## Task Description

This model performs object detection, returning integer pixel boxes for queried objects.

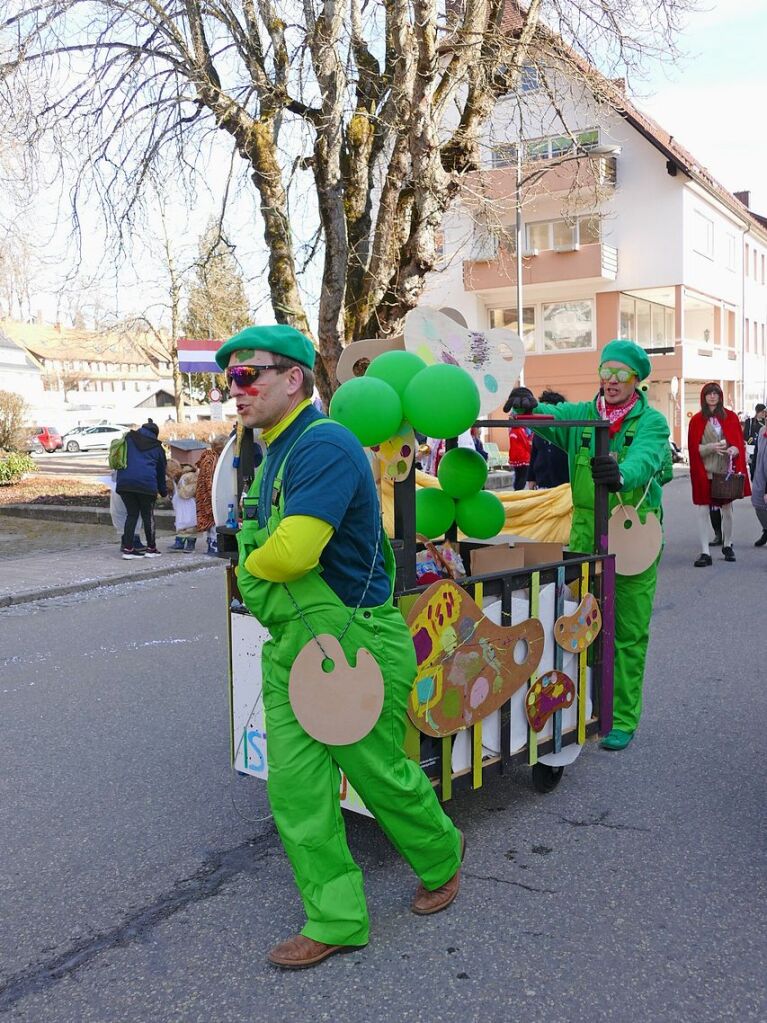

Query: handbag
[710,455,745,501]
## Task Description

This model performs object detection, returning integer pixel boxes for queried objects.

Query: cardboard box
[519,541,563,567]
[470,543,525,576]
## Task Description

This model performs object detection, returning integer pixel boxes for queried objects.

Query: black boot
[755,531,767,548]
[709,508,723,546]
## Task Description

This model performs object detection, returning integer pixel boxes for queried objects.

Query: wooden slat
[472,720,483,789]
[527,571,540,766]
[500,580,513,770]
[441,735,452,801]
[578,562,589,745]
[552,566,565,754]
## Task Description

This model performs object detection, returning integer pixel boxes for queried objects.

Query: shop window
[489,306,536,352]
[542,300,593,351]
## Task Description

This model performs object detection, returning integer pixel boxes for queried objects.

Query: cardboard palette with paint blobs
[554,592,602,653]
[525,670,576,733]
[406,579,545,738]
[404,306,525,415]
[370,421,417,483]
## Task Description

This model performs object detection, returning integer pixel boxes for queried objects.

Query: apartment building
[423,65,767,450]
[1,319,177,429]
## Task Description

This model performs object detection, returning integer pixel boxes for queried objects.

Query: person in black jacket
[743,403,766,477]
[526,390,570,489]
[115,420,168,559]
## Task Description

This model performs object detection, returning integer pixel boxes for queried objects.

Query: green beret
[215,324,316,371]
[599,339,651,381]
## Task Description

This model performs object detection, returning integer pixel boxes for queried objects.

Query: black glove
[503,387,538,414]
[591,455,622,492]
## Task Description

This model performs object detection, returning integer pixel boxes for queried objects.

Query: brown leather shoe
[411,830,465,916]
[267,934,366,970]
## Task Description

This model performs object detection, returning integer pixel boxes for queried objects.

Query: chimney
[734,190,750,208]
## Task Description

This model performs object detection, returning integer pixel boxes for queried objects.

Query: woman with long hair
[688,382,751,566]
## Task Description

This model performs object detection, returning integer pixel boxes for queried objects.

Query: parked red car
[27,426,63,453]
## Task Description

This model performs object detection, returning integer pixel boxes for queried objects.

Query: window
[762,254,765,284]
[745,244,750,276]
[620,295,675,349]
[693,211,714,259]
[726,234,737,271]
[519,64,540,92]
[754,250,758,278]
[525,216,600,252]
[489,306,536,353]
[492,128,601,168]
[745,318,750,352]
[543,300,594,351]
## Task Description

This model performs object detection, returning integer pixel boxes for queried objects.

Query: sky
[5,0,767,327]
[638,0,767,213]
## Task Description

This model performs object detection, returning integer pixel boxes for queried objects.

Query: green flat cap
[215,324,316,370]
[600,338,651,381]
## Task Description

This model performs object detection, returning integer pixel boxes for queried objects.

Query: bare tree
[1,0,695,402]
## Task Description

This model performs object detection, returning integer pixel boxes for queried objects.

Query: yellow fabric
[261,398,313,446]
[243,514,334,582]
[380,471,573,543]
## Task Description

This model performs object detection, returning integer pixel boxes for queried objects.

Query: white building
[423,50,767,448]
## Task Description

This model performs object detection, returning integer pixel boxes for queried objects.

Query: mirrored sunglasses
[224,364,282,387]
[599,366,635,383]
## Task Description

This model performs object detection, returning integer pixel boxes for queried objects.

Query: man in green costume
[505,339,670,751]
[218,325,463,969]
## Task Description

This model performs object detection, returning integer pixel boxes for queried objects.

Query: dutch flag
[176,337,226,373]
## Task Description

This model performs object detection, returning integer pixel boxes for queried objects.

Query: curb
[0,504,176,529]
[0,559,222,609]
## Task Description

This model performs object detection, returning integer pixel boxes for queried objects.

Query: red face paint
[242,385,260,396]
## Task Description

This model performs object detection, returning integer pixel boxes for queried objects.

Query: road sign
[209,387,222,403]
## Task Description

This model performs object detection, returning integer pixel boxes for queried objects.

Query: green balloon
[438,447,488,498]
[329,376,403,448]
[403,363,480,439]
[366,350,427,398]
[415,487,455,540]
[455,490,506,540]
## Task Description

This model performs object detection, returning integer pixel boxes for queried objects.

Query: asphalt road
[30,451,111,478]
[0,475,764,1022]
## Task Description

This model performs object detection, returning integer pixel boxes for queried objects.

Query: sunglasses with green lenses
[599,366,636,383]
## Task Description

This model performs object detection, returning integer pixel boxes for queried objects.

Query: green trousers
[612,562,658,733]
[261,600,462,946]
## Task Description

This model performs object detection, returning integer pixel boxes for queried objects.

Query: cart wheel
[531,763,564,793]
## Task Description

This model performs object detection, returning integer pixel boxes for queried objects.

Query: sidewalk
[0,512,222,608]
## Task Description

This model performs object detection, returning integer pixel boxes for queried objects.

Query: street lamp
[514,141,622,381]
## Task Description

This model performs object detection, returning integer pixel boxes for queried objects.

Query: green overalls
[535,395,670,734]
[236,420,461,946]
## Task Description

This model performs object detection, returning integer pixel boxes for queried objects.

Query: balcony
[463,242,619,291]
[477,154,617,205]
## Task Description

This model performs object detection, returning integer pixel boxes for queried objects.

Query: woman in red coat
[688,382,751,566]
[507,425,532,490]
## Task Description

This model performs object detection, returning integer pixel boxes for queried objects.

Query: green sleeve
[619,410,670,492]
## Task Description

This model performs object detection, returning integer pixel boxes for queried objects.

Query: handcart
[213,413,615,815]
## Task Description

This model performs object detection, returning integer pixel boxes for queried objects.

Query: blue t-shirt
[256,405,390,607]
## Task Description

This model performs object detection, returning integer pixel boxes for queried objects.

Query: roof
[0,319,172,370]
[500,2,767,242]
[168,438,208,451]
[0,327,44,372]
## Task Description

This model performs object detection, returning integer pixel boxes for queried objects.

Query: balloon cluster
[329,349,506,542]
[416,448,506,540]
[329,350,481,444]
